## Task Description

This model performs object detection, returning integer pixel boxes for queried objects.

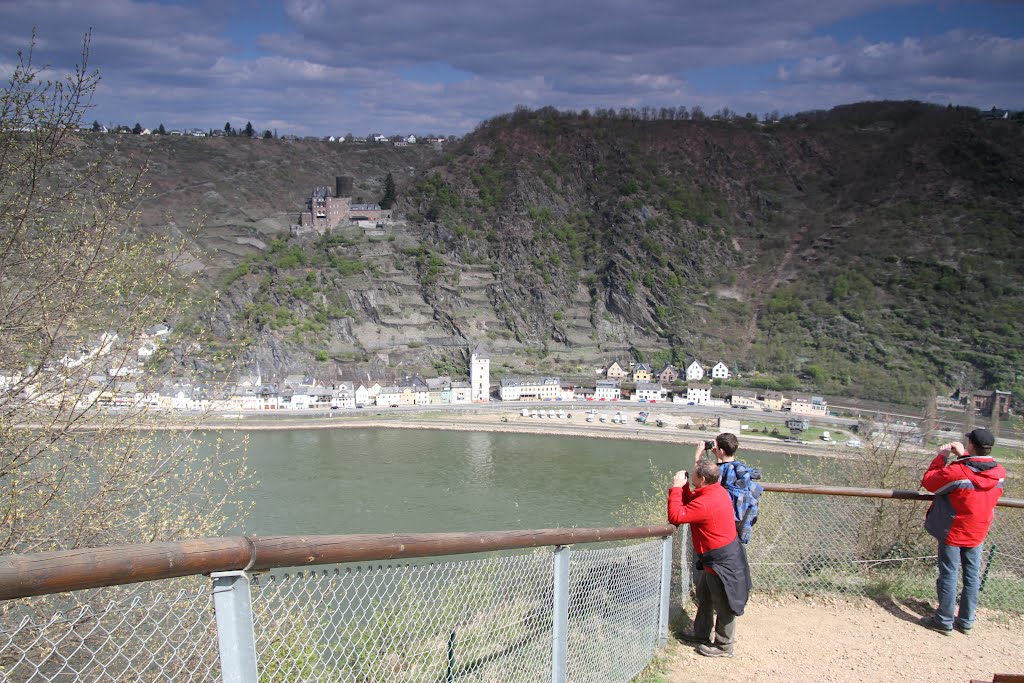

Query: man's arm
[921,442,966,492]
[668,472,710,526]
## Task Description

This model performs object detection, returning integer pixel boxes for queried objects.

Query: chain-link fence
[2,490,1022,682]
[0,577,220,682]
[0,537,671,682]
[680,491,1024,613]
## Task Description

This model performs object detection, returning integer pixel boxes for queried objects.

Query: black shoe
[954,623,972,635]
[697,643,734,658]
[920,616,952,635]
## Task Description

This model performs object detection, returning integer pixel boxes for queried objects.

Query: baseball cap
[965,428,995,448]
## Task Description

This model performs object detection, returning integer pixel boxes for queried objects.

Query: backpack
[719,460,763,544]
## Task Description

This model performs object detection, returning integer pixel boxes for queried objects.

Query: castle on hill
[293,175,392,235]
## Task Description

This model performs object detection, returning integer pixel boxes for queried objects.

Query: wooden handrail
[760,482,1024,509]
[0,525,676,600]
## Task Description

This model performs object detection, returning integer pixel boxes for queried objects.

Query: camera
[704,440,716,451]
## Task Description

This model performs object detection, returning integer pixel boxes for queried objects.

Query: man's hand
[673,469,689,488]
[694,441,704,465]
[939,441,966,465]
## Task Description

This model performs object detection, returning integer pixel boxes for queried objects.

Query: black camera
[704,440,716,451]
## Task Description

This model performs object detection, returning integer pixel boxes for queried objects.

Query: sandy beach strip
[154,410,871,460]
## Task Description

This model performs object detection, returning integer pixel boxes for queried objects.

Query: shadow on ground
[869,594,933,625]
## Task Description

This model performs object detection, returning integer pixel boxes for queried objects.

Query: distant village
[3,330,1011,422]
[74,121,456,145]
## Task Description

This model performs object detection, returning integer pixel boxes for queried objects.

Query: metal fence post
[551,545,570,683]
[658,533,673,648]
[211,570,258,683]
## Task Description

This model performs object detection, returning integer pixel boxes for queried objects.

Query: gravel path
[658,594,1023,682]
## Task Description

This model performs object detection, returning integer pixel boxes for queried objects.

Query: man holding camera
[668,458,752,658]
[696,433,762,543]
[920,428,1005,635]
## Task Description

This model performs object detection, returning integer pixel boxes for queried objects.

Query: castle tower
[470,344,490,402]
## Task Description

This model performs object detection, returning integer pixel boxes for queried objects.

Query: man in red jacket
[920,428,1006,635]
[668,457,752,657]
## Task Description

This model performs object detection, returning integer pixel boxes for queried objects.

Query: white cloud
[1,1,1021,135]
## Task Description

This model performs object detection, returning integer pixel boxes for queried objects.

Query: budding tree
[0,34,248,558]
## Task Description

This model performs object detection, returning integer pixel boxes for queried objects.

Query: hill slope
[72,104,1024,405]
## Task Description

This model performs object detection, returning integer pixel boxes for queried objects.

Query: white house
[711,362,730,380]
[331,389,354,409]
[405,134,417,144]
[499,378,523,401]
[686,360,705,382]
[499,377,562,401]
[634,382,668,402]
[377,386,401,407]
[450,381,472,404]
[790,395,828,416]
[686,383,712,404]
[595,380,621,401]
[354,384,370,407]
[290,390,313,410]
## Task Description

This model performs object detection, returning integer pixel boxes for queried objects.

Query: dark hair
[694,459,721,485]
[716,432,739,456]
[970,440,993,457]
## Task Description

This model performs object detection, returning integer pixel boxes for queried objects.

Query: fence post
[211,570,258,683]
[551,545,570,683]
[658,533,673,648]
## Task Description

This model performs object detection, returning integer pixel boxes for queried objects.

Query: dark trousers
[694,570,736,649]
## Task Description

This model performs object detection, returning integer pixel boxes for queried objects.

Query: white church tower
[470,344,490,402]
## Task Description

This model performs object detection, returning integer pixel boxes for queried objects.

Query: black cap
[965,428,995,448]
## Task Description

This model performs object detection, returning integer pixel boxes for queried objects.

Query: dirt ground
[654,594,1023,683]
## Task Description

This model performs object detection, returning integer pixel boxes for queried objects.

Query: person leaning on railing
[667,458,752,658]
[920,428,1006,636]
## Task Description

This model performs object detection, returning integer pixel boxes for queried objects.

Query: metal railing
[686,484,1024,613]
[1,485,1022,682]
[0,526,675,682]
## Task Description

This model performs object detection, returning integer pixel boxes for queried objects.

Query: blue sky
[1,0,1021,136]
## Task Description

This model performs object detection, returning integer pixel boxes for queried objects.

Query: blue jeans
[935,541,983,630]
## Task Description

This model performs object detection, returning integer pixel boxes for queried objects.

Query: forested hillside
[76,102,1024,406]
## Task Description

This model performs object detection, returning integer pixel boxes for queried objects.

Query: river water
[210,428,816,536]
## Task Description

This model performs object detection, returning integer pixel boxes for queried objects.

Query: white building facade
[686,384,712,404]
[470,344,490,402]
[686,361,705,381]
[595,380,621,401]
[634,382,668,402]
[711,362,730,380]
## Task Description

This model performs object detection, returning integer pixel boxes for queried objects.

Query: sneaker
[696,643,734,658]
[921,616,952,635]
[954,623,972,635]
[678,626,712,646]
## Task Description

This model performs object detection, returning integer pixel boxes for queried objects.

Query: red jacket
[922,453,1005,547]
[667,482,737,554]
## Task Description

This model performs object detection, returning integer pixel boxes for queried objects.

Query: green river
[212,428,815,536]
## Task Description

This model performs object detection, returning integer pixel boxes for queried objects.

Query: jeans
[935,541,983,630]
